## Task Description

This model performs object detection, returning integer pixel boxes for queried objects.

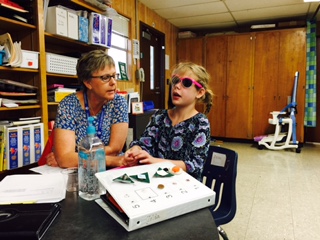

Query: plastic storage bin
[46,53,78,75]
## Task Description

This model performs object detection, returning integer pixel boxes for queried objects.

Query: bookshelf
[0,0,111,170]
[0,0,42,121]
[0,0,110,131]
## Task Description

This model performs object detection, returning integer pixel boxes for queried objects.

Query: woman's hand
[46,152,59,167]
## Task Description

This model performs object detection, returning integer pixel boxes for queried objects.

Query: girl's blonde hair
[171,62,213,115]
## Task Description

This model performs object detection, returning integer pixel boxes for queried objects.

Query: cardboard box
[46,6,68,37]
[21,50,39,69]
[67,11,78,40]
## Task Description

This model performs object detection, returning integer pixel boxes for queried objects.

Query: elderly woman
[47,50,128,168]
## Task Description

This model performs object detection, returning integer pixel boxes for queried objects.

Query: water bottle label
[79,151,89,160]
[95,148,106,172]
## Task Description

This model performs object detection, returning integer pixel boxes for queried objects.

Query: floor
[215,141,320,240]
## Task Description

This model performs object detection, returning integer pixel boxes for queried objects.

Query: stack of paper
[0,33,23,67]
[0,173,66,204]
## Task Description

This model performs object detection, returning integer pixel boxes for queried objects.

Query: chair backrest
[202,145,238,226]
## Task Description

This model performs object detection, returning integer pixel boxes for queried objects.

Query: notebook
[0,203,61,240]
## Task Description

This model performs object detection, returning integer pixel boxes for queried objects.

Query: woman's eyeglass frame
[91,74,118,83]
[171,75,203,89]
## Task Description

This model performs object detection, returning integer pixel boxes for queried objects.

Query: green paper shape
[154,167,174,177]
[113,173,134,183]
[130,172,150,183]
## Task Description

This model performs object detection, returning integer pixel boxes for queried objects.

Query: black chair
[202,145,238,240]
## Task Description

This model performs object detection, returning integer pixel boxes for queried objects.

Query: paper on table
[0,173,66,204]
[30,165,63,175]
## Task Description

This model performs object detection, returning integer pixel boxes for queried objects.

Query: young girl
[123,62,213,181]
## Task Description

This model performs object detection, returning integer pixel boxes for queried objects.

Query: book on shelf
[0,79,38,93]
[0,117,41,126]
[47,83,64,90]
[47,87,77,94]
[12,0,35,24]
[0,0,29,13]
[0,121,13,171]
[0,91,36,97]
[1,98,39,107]
[19,116,42,121]
[12,119,41,126]
[0,126,5,171]
[0,33,24,67]
[0,122,44,170]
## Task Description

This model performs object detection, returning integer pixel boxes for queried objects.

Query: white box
[46,53,78,75]
[21,50,39,69]
[95,162,215,231]
[67,11,78,40]
[46,6,68,37]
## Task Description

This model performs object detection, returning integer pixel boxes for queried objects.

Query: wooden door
[140,23,166,109]
[226,34,254,139]
[205,36,228,137]
[278,29,306,142]
[252,31,280,137]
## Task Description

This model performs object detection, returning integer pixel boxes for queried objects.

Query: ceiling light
[304,0,320,2]
[251,24,276,29]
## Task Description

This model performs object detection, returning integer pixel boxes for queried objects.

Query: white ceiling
[139,0,320,30]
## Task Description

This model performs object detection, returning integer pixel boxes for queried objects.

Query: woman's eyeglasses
[171,75,203,88]
[91,74,118,83]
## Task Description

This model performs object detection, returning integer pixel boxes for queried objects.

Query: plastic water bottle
[78,117,106,200]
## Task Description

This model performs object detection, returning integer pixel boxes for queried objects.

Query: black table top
[0,164,219,240]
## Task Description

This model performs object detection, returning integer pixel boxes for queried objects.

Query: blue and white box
[79,16,89,43]
[107,17,112,48]
[100,15,107,46]
[89,12,101,45]
[33,123,44,163]
[22,126,31,166]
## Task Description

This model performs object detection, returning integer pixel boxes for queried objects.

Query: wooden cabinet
[253,29,306,142]
[178,28,306,141]
[177,38,204,65]
[225,34,254,139]
[205,36,227,137]
[206,33,254,139]
[252,31,280,137]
